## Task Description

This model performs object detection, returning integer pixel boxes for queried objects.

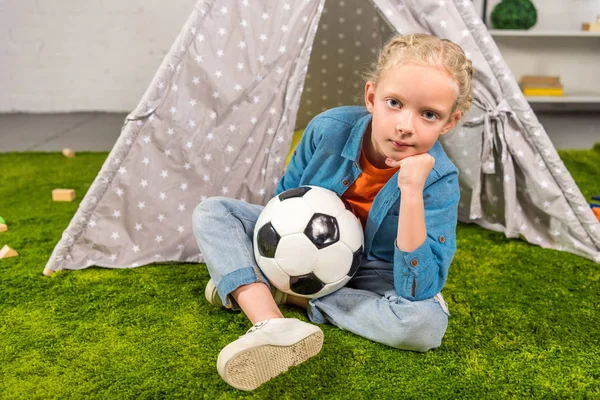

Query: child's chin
[387,151,412,161]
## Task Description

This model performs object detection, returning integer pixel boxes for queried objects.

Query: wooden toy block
[62,148,76,158]
[0,224,7,233]
[582,22,600,32]
[52,189,76,202]
[0,245,18,259]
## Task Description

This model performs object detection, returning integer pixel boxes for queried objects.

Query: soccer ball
[253,185,364,299]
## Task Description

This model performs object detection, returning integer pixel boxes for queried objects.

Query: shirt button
[342,179,349,186]
[410,259,418,267]
[439,236,445,243]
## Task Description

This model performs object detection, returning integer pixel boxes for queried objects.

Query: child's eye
[386,99,401,108]
[423,111,438,120]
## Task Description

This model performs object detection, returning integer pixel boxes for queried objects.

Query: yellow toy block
[0,245,18,259]
[52,189,76,202]
[62,148,76,158]
[582,22,600,32]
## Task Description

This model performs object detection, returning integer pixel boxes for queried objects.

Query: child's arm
[386,154,459,301]
[274,120,322,195]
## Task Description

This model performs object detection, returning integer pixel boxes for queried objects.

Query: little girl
[193,33,473,391]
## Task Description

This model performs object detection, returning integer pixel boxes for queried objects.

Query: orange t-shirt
[342,151,398,227]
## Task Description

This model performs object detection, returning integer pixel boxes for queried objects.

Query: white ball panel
[274,234,318,276]
[254,195,281,234]
[312,241,353,283]
[336,209,364,251]
[257,256,291,292]
[303,186,345,216]
[270,197,314,236]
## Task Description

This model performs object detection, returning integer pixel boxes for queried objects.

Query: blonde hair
[365,33,474,115]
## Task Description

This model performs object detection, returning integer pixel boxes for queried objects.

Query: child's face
[364,62,462,167]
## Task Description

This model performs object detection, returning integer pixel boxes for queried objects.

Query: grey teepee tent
[44,0,600,276]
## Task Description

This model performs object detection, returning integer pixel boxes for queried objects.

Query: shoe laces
[244,319,270,335]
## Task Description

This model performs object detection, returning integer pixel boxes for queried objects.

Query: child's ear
[364,81,376,113]
[441,111,462,135]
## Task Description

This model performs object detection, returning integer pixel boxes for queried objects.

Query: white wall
[2,0,599,113]
[0,0,196,112]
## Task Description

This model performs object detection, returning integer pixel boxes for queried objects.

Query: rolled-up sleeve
[393,171,459,301]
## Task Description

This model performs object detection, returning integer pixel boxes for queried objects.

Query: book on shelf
[519,75,561,86]
[518,75,564,96]
[520,82,563,89]
[522,87,565,96]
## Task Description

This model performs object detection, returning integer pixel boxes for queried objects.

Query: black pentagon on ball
[347,246,363,277]
[304,213,339,249]
[256,222,280,258]
[290,272,325,295]
[278,186,312,201]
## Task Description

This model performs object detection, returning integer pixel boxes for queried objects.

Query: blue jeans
[192,197,450,352]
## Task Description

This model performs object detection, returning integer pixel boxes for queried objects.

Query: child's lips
[391,140,413,149]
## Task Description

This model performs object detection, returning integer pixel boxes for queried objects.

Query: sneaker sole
[221,330,324,391]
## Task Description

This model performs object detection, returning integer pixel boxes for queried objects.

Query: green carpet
[0,149,599,399]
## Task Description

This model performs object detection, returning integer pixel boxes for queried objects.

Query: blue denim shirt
[275,106,460,301]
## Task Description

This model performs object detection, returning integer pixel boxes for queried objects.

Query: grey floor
[0,111,598,152]
[0,113,126,152]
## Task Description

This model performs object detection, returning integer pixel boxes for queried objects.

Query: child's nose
[396,110,415,134]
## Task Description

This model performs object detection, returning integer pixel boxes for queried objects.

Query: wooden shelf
[490,30,600,37]
[525,93,600,103]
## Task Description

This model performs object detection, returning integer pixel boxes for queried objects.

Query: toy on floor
[0,216,6,232]
[62,148,76,158]
[0,244,18,259]
[52,189,76,202]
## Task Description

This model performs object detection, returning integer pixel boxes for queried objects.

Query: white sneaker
[216,318,323,391]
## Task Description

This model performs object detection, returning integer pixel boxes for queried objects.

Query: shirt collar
[341,112,372,162]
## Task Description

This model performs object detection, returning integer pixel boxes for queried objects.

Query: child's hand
[385,153,435,196]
